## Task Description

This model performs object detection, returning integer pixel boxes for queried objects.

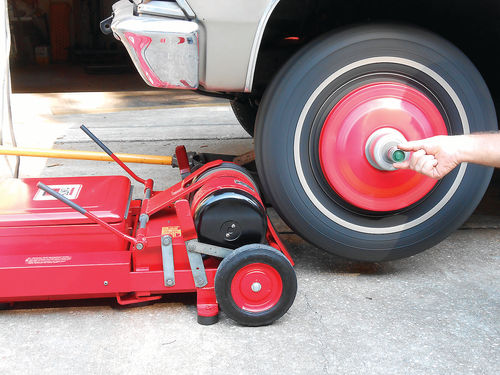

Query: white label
[34,184,82,201]
[25,256,72,265]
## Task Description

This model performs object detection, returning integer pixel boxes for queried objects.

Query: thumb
[393,160,410,170]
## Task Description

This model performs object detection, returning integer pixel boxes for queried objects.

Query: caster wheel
[215,244,297,326]
[255,24,497,261]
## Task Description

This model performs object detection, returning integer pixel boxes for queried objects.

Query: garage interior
[2,0,499,215]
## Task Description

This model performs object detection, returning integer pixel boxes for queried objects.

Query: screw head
[104,281,109,286]
[166,279,174,286]
[136,243,144,250]
[162,236,171,246]
[221,221,241,241]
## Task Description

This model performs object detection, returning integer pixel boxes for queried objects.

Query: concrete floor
[1,76,499,374]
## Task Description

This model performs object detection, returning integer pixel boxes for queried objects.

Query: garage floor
[1,66,499,375]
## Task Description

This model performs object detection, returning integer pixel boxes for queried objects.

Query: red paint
[318,82,448,211]
[231,263,283,312]
[175,145,191,177]
[0,176,131,254]
[0,158,292,323]
[178,37,185,44]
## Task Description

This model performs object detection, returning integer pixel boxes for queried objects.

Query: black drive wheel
[215,244,297,326]
[230,97,259,136]
[255,24,497,261]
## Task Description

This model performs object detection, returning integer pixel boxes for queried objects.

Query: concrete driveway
[1,91,498,374]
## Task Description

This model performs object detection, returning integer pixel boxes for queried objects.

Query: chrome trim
[293,56,469,234]
[111,0,199,90]
[176,0,196,19]
[244,0,280,93]
[137,1,186,20]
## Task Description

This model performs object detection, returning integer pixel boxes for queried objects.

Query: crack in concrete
[303,291,331,374]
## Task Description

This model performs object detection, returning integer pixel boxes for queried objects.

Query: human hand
[393,135,464,179]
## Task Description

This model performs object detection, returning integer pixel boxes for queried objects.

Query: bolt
[104,281,109,286]
[162,236,171,246]
[251,282,262,293]
[166,279,174,286]
[136,243,144,250]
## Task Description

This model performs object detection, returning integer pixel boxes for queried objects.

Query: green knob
[392,149,406,162]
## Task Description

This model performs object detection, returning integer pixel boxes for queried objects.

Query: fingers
[393,149,439,179]
[397,141,425,152]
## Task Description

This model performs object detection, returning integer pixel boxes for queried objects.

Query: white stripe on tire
[293,56,469,234]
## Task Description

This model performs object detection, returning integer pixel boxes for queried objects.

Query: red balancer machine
[0,126,297,326]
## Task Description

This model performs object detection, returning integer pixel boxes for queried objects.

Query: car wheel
[230,97,258,136]
[255,24,497,261]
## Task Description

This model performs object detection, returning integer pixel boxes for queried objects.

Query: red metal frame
[0,160,291,322]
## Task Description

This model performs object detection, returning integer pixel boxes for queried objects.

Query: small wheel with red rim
[215,244,297,326]
[255,24,497,261]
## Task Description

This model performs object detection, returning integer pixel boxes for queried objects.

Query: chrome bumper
[111,0,199,90]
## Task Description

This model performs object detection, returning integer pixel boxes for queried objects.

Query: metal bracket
[186,249,208,288]
[161,235,175,287]
[186,240,232,259]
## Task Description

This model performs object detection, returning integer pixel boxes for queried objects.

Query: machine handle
[80,125,113,156]
[37,182,86,215]
[80,124,149,186]
[36,182,139,246]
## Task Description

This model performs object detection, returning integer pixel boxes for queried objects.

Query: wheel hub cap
[231,263,283,312]
[318,81,448,211]
[365,128,409,171]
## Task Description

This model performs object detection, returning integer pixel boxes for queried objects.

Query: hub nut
[251,282,262,293]
[365,128,409,171]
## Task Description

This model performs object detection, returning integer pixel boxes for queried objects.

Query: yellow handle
[0,146,172,165]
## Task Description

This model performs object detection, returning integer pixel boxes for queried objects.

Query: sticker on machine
[34,184,82,201]
[25,256,72,265]
[162,226,182,238]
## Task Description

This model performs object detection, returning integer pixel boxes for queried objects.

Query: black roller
[194,189,267,249]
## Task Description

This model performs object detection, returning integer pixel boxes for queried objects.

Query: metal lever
[37,182,138,246]
[80,125,148,185]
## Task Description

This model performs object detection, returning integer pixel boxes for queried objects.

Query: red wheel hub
[231,263,283,312]
[318,82,448,211]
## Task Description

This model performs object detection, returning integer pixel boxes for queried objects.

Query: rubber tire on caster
[255,24,498,261]
[215,244,297,326]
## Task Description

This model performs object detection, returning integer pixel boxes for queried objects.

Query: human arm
[393,132,500,179]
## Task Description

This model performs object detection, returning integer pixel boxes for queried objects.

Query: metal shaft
[0,146,172,165]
